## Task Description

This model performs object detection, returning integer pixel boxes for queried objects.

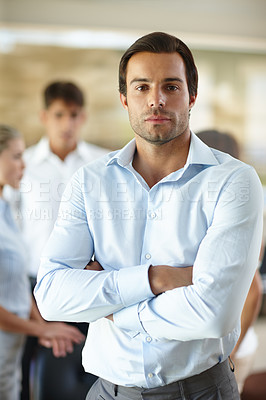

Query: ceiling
[0,0,266,52]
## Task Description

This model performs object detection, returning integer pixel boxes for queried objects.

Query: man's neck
[132,132,190,188]
[49,142,77,162]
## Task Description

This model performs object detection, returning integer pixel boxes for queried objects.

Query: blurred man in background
[21,81,108,286]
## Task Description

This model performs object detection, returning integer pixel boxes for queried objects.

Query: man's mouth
[145,114,170,123]
[60,132,73,138]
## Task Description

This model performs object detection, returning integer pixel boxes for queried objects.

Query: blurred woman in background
[0,124,85,400]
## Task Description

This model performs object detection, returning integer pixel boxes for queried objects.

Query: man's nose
[148,88,166,108]
[63,115,75,129]
[21,158,26,171]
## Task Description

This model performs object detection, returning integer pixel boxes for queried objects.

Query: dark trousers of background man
[20,278,97,400]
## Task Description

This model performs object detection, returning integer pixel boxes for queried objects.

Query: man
[21,81,108,283]
[20,81,108,399]
[35,33,263,399]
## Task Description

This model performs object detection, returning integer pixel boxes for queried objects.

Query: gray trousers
[86,359,240,400]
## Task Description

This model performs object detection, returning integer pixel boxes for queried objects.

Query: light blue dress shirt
[35,132,263,388]
[0,198,31,400]
[0,198,31,318]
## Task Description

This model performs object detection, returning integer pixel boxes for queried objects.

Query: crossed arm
[86,260,193,295]
[85,260,193,321]
[86,258,261,348]
[35,165,263,341]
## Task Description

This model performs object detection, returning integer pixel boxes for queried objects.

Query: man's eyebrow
[164,77,184,83]
[129,77,184,85]
[129,78,150,86]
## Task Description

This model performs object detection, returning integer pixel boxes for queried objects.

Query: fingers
[39,336,77,357]
[42,322,85,345]
[38,337,52,348]
[52,338,65,357]
[61,324,85,343]
[51,338,74,358]
[39,322,85,358]
[64,338,74,354]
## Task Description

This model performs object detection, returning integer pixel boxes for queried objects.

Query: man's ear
[189,94,197,109]
[79,110,87,124]
[120,93,128,110]
[39,109,47,125]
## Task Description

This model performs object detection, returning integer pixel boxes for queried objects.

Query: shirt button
[145,253,151,260]
[146,336,152,343]
[150,211,156,219]
[148,373,153,378]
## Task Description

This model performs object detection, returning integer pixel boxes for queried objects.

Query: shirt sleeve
[113,166,264,341]
[34,170,154,323]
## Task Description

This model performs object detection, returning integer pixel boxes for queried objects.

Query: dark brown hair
[119,32,198,98]
[43,81,85,108]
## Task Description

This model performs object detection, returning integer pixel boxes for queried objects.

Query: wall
[1,41,266,178]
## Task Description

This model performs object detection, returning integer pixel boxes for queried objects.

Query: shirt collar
[0,197,9,214]
[75,140,94,161]
[29,137,85,164]
[107,139,136,167]
[30,137,51,164]
[186,131,219,167]
[107,132,219,169]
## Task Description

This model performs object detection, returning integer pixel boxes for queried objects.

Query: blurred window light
[0,28,138,53]
[1,27,266,54]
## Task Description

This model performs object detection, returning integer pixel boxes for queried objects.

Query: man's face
[41,99,85,152]
[120,52,196,146]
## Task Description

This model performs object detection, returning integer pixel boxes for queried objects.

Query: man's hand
[84,260,103,271]
[148,265,193,295]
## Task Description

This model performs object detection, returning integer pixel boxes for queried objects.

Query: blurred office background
[0,0,266,395]
[1,0,266,170]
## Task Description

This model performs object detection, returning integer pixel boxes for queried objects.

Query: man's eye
[136,85,148,91]
[55,113,63,118]
[14,153,23,160]
[167,85,178,91]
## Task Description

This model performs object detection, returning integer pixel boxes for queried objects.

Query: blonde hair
[0,124,21,154]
